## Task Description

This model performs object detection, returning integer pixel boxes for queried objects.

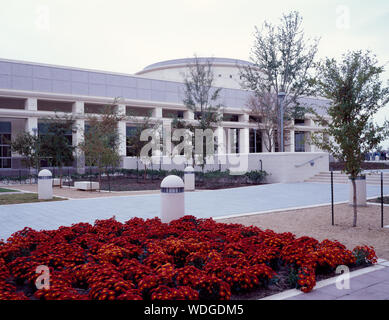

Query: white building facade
[0,57,330,178]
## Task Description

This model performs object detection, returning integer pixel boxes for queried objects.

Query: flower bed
[0,216,377,300]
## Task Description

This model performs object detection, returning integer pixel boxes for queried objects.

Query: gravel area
[219,203,389,260]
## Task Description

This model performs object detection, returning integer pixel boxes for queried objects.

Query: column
[216,126,226,155]
[289,129,295,152]
[25,98,38,135]
[239,128,249,154]
[72,101,85,174]
[183,110,194,120]
[152,106,163,118]
[238,114,249,154]
[117,104,127,157]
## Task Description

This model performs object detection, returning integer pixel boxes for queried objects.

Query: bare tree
[79,102,124,189]
[240,11,319,151]
[181,56,223,166]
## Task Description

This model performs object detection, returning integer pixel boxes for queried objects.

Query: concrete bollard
[160,175,185,223]
[38,169,53,200]
[184,166,195,191]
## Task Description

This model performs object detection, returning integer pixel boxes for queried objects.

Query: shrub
[0,216,376,300]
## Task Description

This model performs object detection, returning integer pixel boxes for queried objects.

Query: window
[0,122,11,168]
[249,129,262,153]
[223,114,239,122]
[294,119,305,125]
[295,131,305,152]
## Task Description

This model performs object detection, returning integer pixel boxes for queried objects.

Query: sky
[0,0,388,147]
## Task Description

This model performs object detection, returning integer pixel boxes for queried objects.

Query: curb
[260,258,389,300]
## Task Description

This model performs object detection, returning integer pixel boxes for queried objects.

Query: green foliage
[240,11,319,150]
[311,50,389,227]
[312,50,389,178]
[39,119,75,170]
[79,103,124,175]
[10,132,40,170]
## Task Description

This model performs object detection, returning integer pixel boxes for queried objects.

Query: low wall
[122,152,329,183]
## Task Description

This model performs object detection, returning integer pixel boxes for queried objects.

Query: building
[0,57,329,174]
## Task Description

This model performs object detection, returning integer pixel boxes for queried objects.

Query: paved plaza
[0,182,388,240]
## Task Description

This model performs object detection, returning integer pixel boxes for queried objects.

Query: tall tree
[10,131,41,176]
[126,111,161,180]
[240,11,319,151]
[181,56,223,166]
[79,103,124,189]
[39,116,75,186]
[312,50,389,227]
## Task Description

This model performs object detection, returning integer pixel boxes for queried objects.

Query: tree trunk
[352,178,357,227]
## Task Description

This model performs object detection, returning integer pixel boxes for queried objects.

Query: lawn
[0,188,18,193]
[0,193,66,205]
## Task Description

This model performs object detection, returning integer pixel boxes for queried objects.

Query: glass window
[249,129,262,153]
[295,131,305,152]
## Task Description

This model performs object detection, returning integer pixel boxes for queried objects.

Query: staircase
[305,171,389,185]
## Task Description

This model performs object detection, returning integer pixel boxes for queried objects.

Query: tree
[181,56,223,166]
[312,50,389,227]
[79,103,124,189]
[126,111,161,180]
[240,11,319,151]
[39,116,75,186]
[10,131,41,177]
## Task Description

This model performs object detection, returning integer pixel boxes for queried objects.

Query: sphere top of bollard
[38,169,52,177]
[161,175,184,188]
[184,166,194,172]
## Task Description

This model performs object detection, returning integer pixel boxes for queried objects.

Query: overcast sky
[1,0,388,147]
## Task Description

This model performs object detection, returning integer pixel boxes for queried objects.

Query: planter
[349,175,367,206]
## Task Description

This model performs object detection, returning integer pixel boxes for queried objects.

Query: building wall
[0,58,330,175]
[122,152,329,183]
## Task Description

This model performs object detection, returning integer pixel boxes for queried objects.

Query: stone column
[72,101,85,174]
[216,126,226,155]
[238,114,249,154]
[183,110,194,120]
[289,129,295,152]
[25,98,38,135]
[152,106,163,118]
[117,104,127,157]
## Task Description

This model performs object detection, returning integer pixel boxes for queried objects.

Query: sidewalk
[263,259,389,300]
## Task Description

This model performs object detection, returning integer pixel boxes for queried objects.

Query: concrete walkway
[285,259,389,300]
[0,182,388,240]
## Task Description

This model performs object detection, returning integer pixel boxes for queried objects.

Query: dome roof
[140,57,252,72]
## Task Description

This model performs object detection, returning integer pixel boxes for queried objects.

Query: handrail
[294,155,324,168]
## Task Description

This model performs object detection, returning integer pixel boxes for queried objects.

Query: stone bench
[52,178,61,186]
[74,181,99,191]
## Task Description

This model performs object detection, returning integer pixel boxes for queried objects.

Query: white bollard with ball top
[184,166,195,191]
[38,169,53,200]
[160,175,185,223]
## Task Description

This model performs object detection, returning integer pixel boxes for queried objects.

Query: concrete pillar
[117,104,127,157]
[160,175,185,223]
[152,106,163,118]
[25,117,38,135]
[72,101,85,174]
[239,128,249,154]
[289,129,295,152]
[183,110,194,120]
[25,98,38,135]
[25,98,37,111]
[216,127,226,155]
